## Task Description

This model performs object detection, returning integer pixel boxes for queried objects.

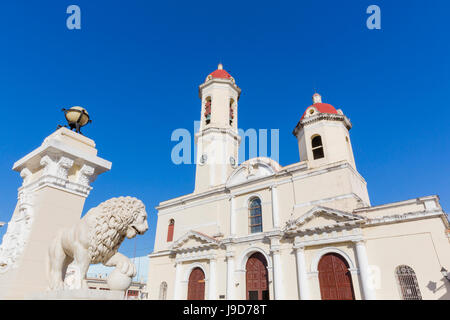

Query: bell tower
[292,93,356,170]
[194,64,241,193]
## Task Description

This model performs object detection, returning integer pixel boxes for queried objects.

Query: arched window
[204,97,212,125]
[311,135,324,160]
[396,265,422,300]
[167,219,175,242]
[159,281,168,300]
[249,198,263,233]
[229,99,235,126]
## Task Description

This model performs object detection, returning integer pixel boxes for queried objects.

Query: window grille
[396,265,422,300]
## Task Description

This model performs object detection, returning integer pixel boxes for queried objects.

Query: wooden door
[318,253,355,300]
[187,267,205,300]
[246,252,269,300]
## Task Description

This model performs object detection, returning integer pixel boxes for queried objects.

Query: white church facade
[147,64,450,300]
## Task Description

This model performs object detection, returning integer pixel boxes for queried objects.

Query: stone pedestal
[0,128,111,299]
[27,289,125,300]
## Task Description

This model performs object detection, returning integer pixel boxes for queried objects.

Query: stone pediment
[226,157,282,187]
[171,230,219,251]
[284,206,366,234]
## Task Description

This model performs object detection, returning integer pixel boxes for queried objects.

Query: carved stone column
[226,249,235,300]
[0,127,111,299]
[270,236,283,300]
[270,186,280,229]
[354,240,376,300]
[174,260,183,300]
[293,237,310,300]
[229,196,236,236]
[208,257,217,300]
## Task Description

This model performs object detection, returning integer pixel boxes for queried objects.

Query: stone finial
[312,93,322,104]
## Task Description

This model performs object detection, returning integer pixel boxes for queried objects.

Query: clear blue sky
[0,1,448,259]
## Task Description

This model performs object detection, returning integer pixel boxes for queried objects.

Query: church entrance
[318,253,355,300]
[246,252,269,300]
[187,267,205,300]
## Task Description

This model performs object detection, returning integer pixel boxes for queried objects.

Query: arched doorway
[246,252,269,300]
[318,253,355,300]
[187,267,205,300]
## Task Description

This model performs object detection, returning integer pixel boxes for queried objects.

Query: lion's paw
[118,259,137,278]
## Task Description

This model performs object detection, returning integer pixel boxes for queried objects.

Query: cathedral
[147,64,450,300]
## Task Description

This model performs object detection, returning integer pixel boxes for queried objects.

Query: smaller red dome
[209,63,232,79]
[210,69,232,79]
[301,93,338,120]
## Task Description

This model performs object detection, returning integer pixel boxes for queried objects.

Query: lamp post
[60,106,92,134]
[441,267,450,282]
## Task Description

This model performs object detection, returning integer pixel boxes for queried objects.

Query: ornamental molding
[293,113,352,137]
[19,152,101,198]
[195,127,241,143]
[171,230,220,252]
[157,161,358,213]
[354,195,442,214]
[294,233,363,248]
[77,164,96,186]
[148,250,172,258]
[20,168,32,185]
[226,157,282,188]
[198,77,241,97]
[0,186,35,273]
[175,251,216,263]
[284,206,366,235]
[293,192,367,209]
[364,209,446,227]
[20,174,93,198]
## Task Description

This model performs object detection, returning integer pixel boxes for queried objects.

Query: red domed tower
[195,64,242,193]
[292,93,356,169]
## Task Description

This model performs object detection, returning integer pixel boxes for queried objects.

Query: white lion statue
[47,196,148,290]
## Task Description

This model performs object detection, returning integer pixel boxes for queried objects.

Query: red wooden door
[187,268,205,300]
[246,252,269,300]
[318,253,355,300]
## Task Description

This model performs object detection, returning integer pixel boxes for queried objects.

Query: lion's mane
[87,196,145,264]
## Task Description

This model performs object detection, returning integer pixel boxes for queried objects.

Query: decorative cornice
[198,77,241,98]
[284,206,366,235]
[171,230,220,252]
[293,193,367,209]
[157,161,357,213]
[150,209,447,259]
[77,164,96,186]
[195,127,241,143]
[354,195,442,214]
[364,209,447,227]
[293,113,352,137]
[19,174,93,198]
[175,252,216,263]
